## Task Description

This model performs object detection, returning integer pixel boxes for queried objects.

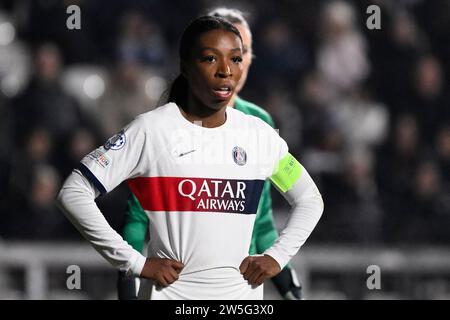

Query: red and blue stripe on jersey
[128,177,264,214]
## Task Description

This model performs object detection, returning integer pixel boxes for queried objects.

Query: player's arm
[58,172,183,287]
[57,117,183,287]
[58,170,147,276]
[240,153,324,285]
[251,181,303,299]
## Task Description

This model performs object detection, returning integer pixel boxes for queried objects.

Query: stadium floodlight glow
[83,74,105,99]
[0,22,15,46]
[145,76,166,100]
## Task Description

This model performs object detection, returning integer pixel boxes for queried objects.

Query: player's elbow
[56,187,70,213]
[301,189,324,223]
[317,193,324,220]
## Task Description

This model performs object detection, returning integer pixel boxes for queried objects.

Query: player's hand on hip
[239,255,281,286]
[140,257,184,287]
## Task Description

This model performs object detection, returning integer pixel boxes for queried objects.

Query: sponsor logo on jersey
[176,149,196,157]
[86,149,111,168]
[104,129,126,150]
[232,146,247,166]
[178,178,247,212]
[128,177,264,214]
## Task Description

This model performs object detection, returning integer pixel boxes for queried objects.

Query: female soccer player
[119,8,305,300]
[58,15,323,300]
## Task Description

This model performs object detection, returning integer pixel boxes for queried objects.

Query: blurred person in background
[376,114,422,243]
[412,0,450,79]
[329,86,389,150]
[264,86,302,158]
[378,114,421,193]
[96,11,171,140]
[317,1,370,103]
[117,7,305,301]
[56,128,98,179]
[295,72,343,164]
[373,10,426,113]
[393,160,450,244]
[409,55,450,141]
[11,43,91,151]
[97,60,158,139]
[296,73,345,239]
[0,127,79,239]
[314,147,382,243]
[118,11,169,68]
[7,127,53,202]
[253,18,308,92]
[2,162,75,240]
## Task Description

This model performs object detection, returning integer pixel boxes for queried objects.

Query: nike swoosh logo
[177,149,196,157]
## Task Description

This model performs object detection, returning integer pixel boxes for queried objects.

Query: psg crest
[232,146,247,166]
[104,129,126,150]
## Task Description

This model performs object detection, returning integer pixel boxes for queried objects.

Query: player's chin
[208,98,231,111]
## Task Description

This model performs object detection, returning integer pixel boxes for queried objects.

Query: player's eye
[232,56,243,63]
[201,55,216,63]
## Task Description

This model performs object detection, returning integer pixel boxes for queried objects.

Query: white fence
[1,242,450,299]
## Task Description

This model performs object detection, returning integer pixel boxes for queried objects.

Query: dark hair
[168,15,242,106]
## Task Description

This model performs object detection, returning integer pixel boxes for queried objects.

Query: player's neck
[180,96,228,128]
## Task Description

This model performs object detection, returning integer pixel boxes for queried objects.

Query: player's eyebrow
[200,47,242,53]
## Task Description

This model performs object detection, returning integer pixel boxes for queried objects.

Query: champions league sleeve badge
[104,129,126,150]
[232,146,247,166]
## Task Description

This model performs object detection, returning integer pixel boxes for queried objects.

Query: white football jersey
[80,102,288,299]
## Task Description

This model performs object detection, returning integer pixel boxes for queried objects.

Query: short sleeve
[79,116,148,194]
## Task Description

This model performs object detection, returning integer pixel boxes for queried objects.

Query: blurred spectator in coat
[391,160,450,244]
[317,1,370,103]
[409,55,450,141]
[12,43,91,149]
[117,11,169,68]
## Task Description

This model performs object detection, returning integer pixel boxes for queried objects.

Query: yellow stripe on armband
[270,153,303,193]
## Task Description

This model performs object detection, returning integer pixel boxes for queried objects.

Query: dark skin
[139,29,280,287]
[180,29,243,128]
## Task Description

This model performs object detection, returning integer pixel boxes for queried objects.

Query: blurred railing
[1,242,450,299]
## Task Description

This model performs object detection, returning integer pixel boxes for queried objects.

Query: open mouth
[212,86,233,99]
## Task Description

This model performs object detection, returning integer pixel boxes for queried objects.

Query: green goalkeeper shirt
[122,96,279,256]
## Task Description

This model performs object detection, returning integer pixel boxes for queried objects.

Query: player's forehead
[194,29,242,54]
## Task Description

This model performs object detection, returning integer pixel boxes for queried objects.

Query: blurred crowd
[0,0,449,246]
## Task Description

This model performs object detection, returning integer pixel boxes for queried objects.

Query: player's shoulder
[234,97,275,128]
[229,106,276,133]
[132,102,177,129]
[136,102,175,121]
